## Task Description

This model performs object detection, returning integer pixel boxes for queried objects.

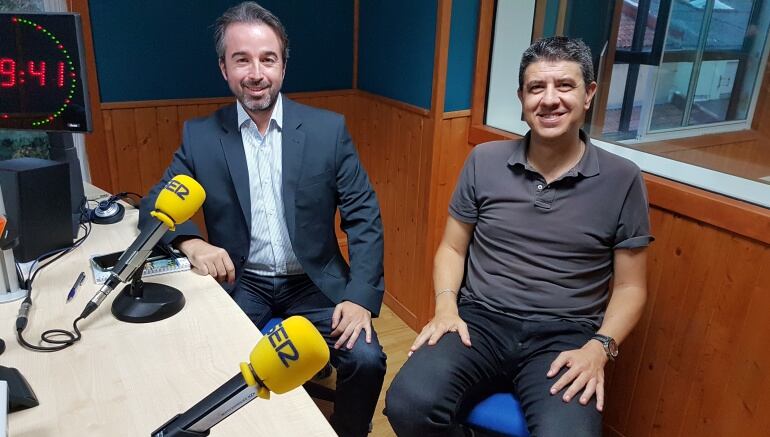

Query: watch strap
[591,334,616,360]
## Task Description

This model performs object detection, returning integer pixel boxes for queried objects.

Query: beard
[237,78,280,113]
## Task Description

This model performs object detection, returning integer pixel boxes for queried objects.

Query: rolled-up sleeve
[614,171,654,249]
[449,151,479,224]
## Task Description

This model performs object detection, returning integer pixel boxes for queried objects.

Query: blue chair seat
[260,317,283,334]
[464,392,529,437]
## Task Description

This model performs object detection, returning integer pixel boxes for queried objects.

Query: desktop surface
[0,189,335,436]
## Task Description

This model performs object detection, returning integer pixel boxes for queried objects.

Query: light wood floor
[311,304,416,437]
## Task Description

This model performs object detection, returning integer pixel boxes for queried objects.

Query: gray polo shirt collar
[507,129,600,180]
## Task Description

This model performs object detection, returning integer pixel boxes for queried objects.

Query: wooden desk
[0,196,336,436]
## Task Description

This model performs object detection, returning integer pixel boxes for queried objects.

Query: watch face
[608,339,619,357]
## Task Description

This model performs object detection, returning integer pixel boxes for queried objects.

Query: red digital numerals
[0,58,66,88]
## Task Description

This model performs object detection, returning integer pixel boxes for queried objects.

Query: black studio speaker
[0,158,73,263]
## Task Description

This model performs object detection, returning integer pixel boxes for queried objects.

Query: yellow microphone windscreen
[247,316,330,394]
[154,175,206,224]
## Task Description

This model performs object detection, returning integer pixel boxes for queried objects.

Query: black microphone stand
[110,260,185,323]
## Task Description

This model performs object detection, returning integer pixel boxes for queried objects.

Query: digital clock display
[0,13,91,132]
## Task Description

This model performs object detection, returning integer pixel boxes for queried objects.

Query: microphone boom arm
[151,374,260,437]
[81,220,169,319]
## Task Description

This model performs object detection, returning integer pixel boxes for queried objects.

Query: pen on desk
[67,271,86,302]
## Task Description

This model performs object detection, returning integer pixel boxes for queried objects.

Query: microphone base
[111,281,185,323]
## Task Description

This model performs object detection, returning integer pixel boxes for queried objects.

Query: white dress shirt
[237,94,303,276]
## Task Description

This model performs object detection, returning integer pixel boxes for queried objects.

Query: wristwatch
[591,334,618,360]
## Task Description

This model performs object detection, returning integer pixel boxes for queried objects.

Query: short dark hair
[213,1,290,62]
[519,36,594,90]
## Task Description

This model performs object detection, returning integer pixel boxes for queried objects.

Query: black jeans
[385,299,602,437]
[231,270,387,437]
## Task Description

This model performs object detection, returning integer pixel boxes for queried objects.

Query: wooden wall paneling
[729,264,770,436]
[603,205,675,432]
[434,116,472,314]
[394,108,425,318]
[601,209,770,437]
[156,106,181,173]
[99,110,119,193]
[349,94,370,179]
[359,95,419,325]
[407,0,453,327]
[397,107,418,294]
[109,109,143,195]
[350,94,428,328]
[411,115,437,327]
[714,252,770,434]
[133,107,162,194]
[100,97,232,111]
[325,95,350,116]
[291,94,316,106]
[644,220,725,436]
[385,106,406,311]
[644,174,770,246]
[363,97,386,200]
[377,103,398,309]
[678,236,763,435]
[386,104,426,324]
[407,114,428,317]
[603,424,624,437]
[197,103,222,118]
[345,94,363,144]
[624,212,724,435]
[177,106,201,130]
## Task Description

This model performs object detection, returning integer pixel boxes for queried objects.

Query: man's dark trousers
[233,270,387,437]
[385,299,602,437]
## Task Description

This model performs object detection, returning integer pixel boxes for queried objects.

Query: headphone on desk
[89,195,125,225]
[87,192,141,225]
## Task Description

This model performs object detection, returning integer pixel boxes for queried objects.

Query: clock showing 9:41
[0,13,91,132]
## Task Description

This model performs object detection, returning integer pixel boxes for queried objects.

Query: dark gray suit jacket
[139,98,385,315]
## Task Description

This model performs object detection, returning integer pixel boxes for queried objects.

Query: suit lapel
[281,98,305,240]
[218,105,252,231]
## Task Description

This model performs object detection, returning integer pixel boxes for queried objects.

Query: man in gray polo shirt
[386,37,652,436]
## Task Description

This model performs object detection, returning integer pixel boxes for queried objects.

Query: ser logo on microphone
[164,179,190,200]
[266,323,300,368]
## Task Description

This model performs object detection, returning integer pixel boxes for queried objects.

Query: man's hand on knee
[409,313,471,357]
[546,340,608,411]
[331,301,372,350]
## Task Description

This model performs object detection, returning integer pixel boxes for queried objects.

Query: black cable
[114,191,143,207]
[118,191,143,199]
[16,312,85,352]
[15,198,93,352]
